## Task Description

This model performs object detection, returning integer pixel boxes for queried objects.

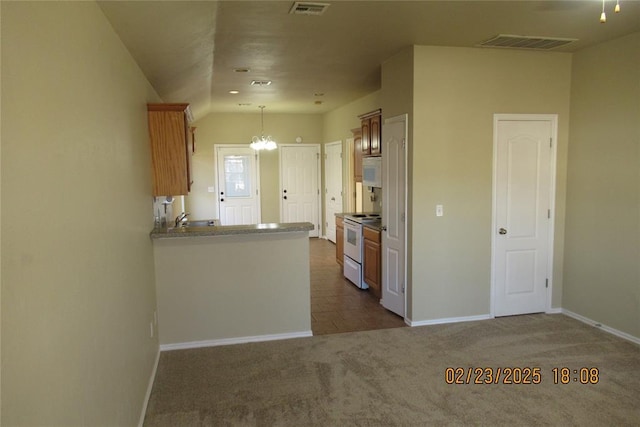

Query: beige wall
[153,233,311,346]
[186,113,323,222]
[322,91,382,216]
[564,33,640,338]
[380,47,415,316]
[1,2,160,425]
[409,46,572,322]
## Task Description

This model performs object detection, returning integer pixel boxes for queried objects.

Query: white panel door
[382,115,407,317]
[324,141,343,242]
[493,116,555,317]
[216,146,260,226]
[280,145,320,237]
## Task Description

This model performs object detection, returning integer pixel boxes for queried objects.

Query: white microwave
[362,156,382,188]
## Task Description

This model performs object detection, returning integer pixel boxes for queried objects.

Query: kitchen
[146,101,403,344]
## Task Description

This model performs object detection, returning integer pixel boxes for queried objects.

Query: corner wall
[1,2,160,424]
[410,46,572,322]
[564,32,640,339]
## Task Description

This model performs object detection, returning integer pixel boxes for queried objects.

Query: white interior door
[382,115,407,318]
[324,141,343,242]
[215,145,260,225]
[492,115,556,317]
[280,144,320,237]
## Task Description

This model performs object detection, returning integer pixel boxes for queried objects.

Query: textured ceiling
[99,0,640,119]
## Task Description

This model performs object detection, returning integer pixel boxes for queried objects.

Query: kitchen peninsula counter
[151,222,313,349]
[150,222,314,239]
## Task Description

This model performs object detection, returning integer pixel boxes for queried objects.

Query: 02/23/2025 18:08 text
[444,367,600,385]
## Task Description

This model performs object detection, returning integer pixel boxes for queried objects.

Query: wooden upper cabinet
[361,118,371,155]
[358,109,382,157]
[369,114,381,155]
[147,103,193,196]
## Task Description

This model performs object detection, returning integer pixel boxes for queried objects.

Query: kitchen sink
[181,219,220,228]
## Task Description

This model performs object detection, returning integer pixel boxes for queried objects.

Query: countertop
[150,222,314,239]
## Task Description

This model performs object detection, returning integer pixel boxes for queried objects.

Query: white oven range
[343,213,381,289]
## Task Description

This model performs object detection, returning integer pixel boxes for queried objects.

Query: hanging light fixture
[250,105,277,151]
[600,0,622,23]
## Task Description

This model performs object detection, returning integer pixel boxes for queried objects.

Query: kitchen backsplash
[362,187,382,213]
[152,196,177,228]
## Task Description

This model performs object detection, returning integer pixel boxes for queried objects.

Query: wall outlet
[207,186,215,193]
[436,204,444,217]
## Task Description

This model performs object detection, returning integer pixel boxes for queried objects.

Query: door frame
[490,114,558,317]
[213,144,262,224]
[324,140,343,241]
[382,113,409,320]
[278,144,321,234]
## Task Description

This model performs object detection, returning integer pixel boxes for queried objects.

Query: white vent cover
[289,2,330,16]
[479,34,577,50]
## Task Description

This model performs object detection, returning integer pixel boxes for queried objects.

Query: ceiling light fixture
[600,0,621,23]
[250,106,277,151]
[229,90,239,94]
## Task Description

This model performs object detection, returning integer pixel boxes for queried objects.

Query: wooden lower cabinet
[336,216,344,268]
[363,226,381,298]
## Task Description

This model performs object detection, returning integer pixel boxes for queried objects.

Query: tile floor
[310,238,406,335]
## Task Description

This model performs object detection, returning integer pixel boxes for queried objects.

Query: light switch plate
[207,186,215,193]
[436,204,444,217]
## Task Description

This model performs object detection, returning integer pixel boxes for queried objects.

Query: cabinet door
[148,110,189,196]
[363,238,381,298]
[370,114,381,155]
[361,118,371,155]
[336,218,344,267]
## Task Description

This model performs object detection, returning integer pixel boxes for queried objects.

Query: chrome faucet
[175,212,189,227]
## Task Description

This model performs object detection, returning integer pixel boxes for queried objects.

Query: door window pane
[224,155,251,198]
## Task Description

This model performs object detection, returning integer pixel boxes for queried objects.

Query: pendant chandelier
[600,0,621,23]
[250,105,277,151]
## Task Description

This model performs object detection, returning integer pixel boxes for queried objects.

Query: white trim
[490,114,558,317]
[562,309,640,345]
[344,137,355,212]
[407,314,493,327]
[546,307,562,314]
[383,114,409,322]
[323,140,343,242]
[138,348,161,427]
[278,144,322,236]
[159,330,313,352]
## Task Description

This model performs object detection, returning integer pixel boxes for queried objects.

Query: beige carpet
[143,314,640,426]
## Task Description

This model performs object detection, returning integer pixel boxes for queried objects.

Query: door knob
[283,196,287,200]
[220,198,224,202]
[382,225,388,231]
[499,228,507,235]
[331,197,335,201]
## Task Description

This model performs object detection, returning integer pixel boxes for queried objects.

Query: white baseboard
[546,307,563,314]
[138,347,161,427]
[407,314,493,327]
[159,330,313,352]
[561,309,640,345]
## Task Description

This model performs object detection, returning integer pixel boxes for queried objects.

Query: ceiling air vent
[479,34,577,50]
[289,2,330,16]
